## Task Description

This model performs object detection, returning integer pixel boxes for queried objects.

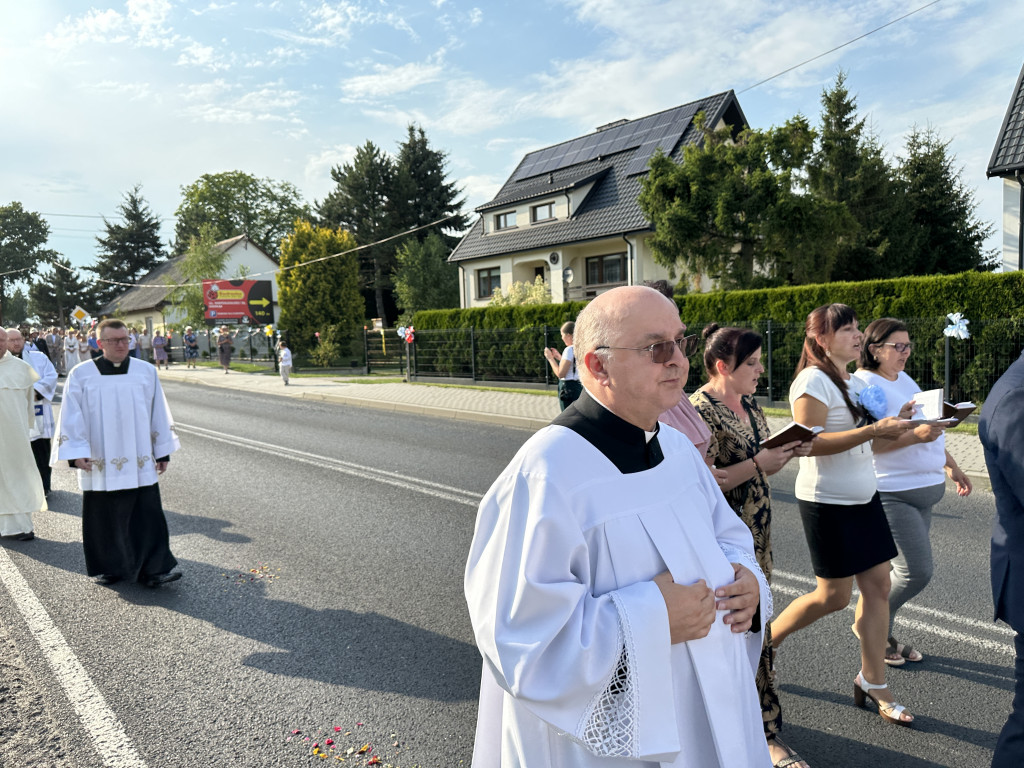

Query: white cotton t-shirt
[790,366,876,505]
[851,369,946,492]
[562,346,579,381]
[279,348,292,367]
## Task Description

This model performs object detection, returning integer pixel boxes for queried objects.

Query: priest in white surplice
[0,328,46,540]
[53,319,182,587]
[6,328,58,495]
[465,286,773,767]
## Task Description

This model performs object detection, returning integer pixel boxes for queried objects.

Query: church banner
[202,280,274,324]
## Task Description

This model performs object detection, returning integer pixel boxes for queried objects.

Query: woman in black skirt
[771,304,917,726]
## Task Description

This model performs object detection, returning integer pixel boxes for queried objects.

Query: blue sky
[2,0,1022,289]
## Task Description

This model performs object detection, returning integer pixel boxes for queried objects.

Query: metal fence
[400,317,1024,405]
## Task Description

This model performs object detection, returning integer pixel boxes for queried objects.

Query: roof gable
[450,91,746,263]
[988,61,1024,178]
[99,233,276,315]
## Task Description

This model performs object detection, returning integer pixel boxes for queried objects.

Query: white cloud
[176,41,232,70]
[340,60,444,99]
[304,143,359,199]
[46,8,129,50]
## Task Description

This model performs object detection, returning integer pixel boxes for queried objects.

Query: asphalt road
[0,381,1013,767]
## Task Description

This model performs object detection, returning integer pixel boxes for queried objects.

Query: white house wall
[1002,178,1020,272]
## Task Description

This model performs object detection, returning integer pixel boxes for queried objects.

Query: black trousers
[30,437,51,494]
[994,632,1024,767]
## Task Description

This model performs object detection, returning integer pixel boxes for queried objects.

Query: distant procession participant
[0,328,45,541]
[152,330,168,370]
[138,329,152,362]
[6,328,58,496]
[278,341,292,385]
[128,327,139,358]
[183,326,199,369]
[53,319,182,587]
[64,329,80,372]
[217,325,233,373]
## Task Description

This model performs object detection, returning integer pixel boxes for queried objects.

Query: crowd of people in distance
[470,285,1005,768]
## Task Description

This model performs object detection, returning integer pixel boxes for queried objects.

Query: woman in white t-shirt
[852,318,972,667]
[771,304,917,727]
[544,321,582,411]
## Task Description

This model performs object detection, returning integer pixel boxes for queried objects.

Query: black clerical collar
[553,389,664,474]
[94,356,130,375]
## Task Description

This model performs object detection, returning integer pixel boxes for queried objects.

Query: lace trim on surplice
[580,596,638,757]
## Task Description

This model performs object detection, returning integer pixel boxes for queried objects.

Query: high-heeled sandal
[854,671,913,726]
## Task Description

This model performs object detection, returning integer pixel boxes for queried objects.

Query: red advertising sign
[202,280,274,324]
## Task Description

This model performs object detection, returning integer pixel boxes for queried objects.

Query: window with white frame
[477,267,501,298]
[531,202,555,223]
[494,211,517,230]
[586,253,627,285]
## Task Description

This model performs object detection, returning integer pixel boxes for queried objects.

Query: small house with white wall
[98,233,280,334]
[448,91,748,306]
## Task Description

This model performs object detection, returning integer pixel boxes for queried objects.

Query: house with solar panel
[448,91,747,307]
[988,61,1024,272]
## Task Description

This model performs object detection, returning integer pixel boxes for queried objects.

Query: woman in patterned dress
[690,324,812,768]
[183,327,199,369]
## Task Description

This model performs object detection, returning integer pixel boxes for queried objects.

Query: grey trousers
[879,482,946,635]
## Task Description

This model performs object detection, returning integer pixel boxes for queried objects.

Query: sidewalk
[157,365,992,490]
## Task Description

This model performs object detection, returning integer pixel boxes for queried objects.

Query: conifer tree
[277,220,362,356]
[29,255,93,327]
[90,184,166,307]
[0,201,50,325]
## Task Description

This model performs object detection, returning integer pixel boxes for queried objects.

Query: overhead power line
[738,0,944,94]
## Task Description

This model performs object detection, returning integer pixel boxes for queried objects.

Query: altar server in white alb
[53,319,183,587]
[6,328,58,495]
[0,328,46,541]
[465,286,772,767]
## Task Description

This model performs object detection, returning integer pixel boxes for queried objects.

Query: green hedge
[410,272,1024,400]
[673,271,1024,325]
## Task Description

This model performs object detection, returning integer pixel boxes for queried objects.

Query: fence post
[470,326,477,383]
[364,327,370,374]
[766,318,773,404]
[543,326,551,386]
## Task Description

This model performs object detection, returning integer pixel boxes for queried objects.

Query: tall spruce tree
[898,126,997,274]
[806,71,914,281]
[90,184,166,307]
[393,231,459,322]
[0,201,50,325]
[394,124,468,249]
[317,141,399,322]
[29,255,93,326]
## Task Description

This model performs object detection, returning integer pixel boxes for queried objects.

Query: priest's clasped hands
[654,562,760,643]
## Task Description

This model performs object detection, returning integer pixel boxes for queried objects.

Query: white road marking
[772,572,1015,655]
[0,547,148,768]
[175,422,482,506]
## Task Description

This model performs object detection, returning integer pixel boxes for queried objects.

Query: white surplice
[465,423,772,768]
[0,352,45,534]
[21,349,57,440]
[53,358,180,491]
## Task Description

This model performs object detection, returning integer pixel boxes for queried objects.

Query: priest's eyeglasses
[597,334,699,363]
[100,337,130,345]
[880,342,914,353]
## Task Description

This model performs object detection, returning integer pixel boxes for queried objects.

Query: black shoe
[145,570,182,588]
[92,574,121,585]
[15,531,35,541]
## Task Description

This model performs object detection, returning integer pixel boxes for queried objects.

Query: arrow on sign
[249,297,271,308]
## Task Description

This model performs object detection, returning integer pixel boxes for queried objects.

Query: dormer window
[531,202,555,223]
[494,211,517,230]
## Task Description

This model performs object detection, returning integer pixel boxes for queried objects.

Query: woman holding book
[852,318,972,666]
[690,324,812,768]
[771,304,918,727]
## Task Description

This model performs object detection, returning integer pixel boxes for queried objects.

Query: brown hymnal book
[760,422,824,449]
[912,388,976,427]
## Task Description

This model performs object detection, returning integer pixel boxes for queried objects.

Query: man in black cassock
[52,319,182,587]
